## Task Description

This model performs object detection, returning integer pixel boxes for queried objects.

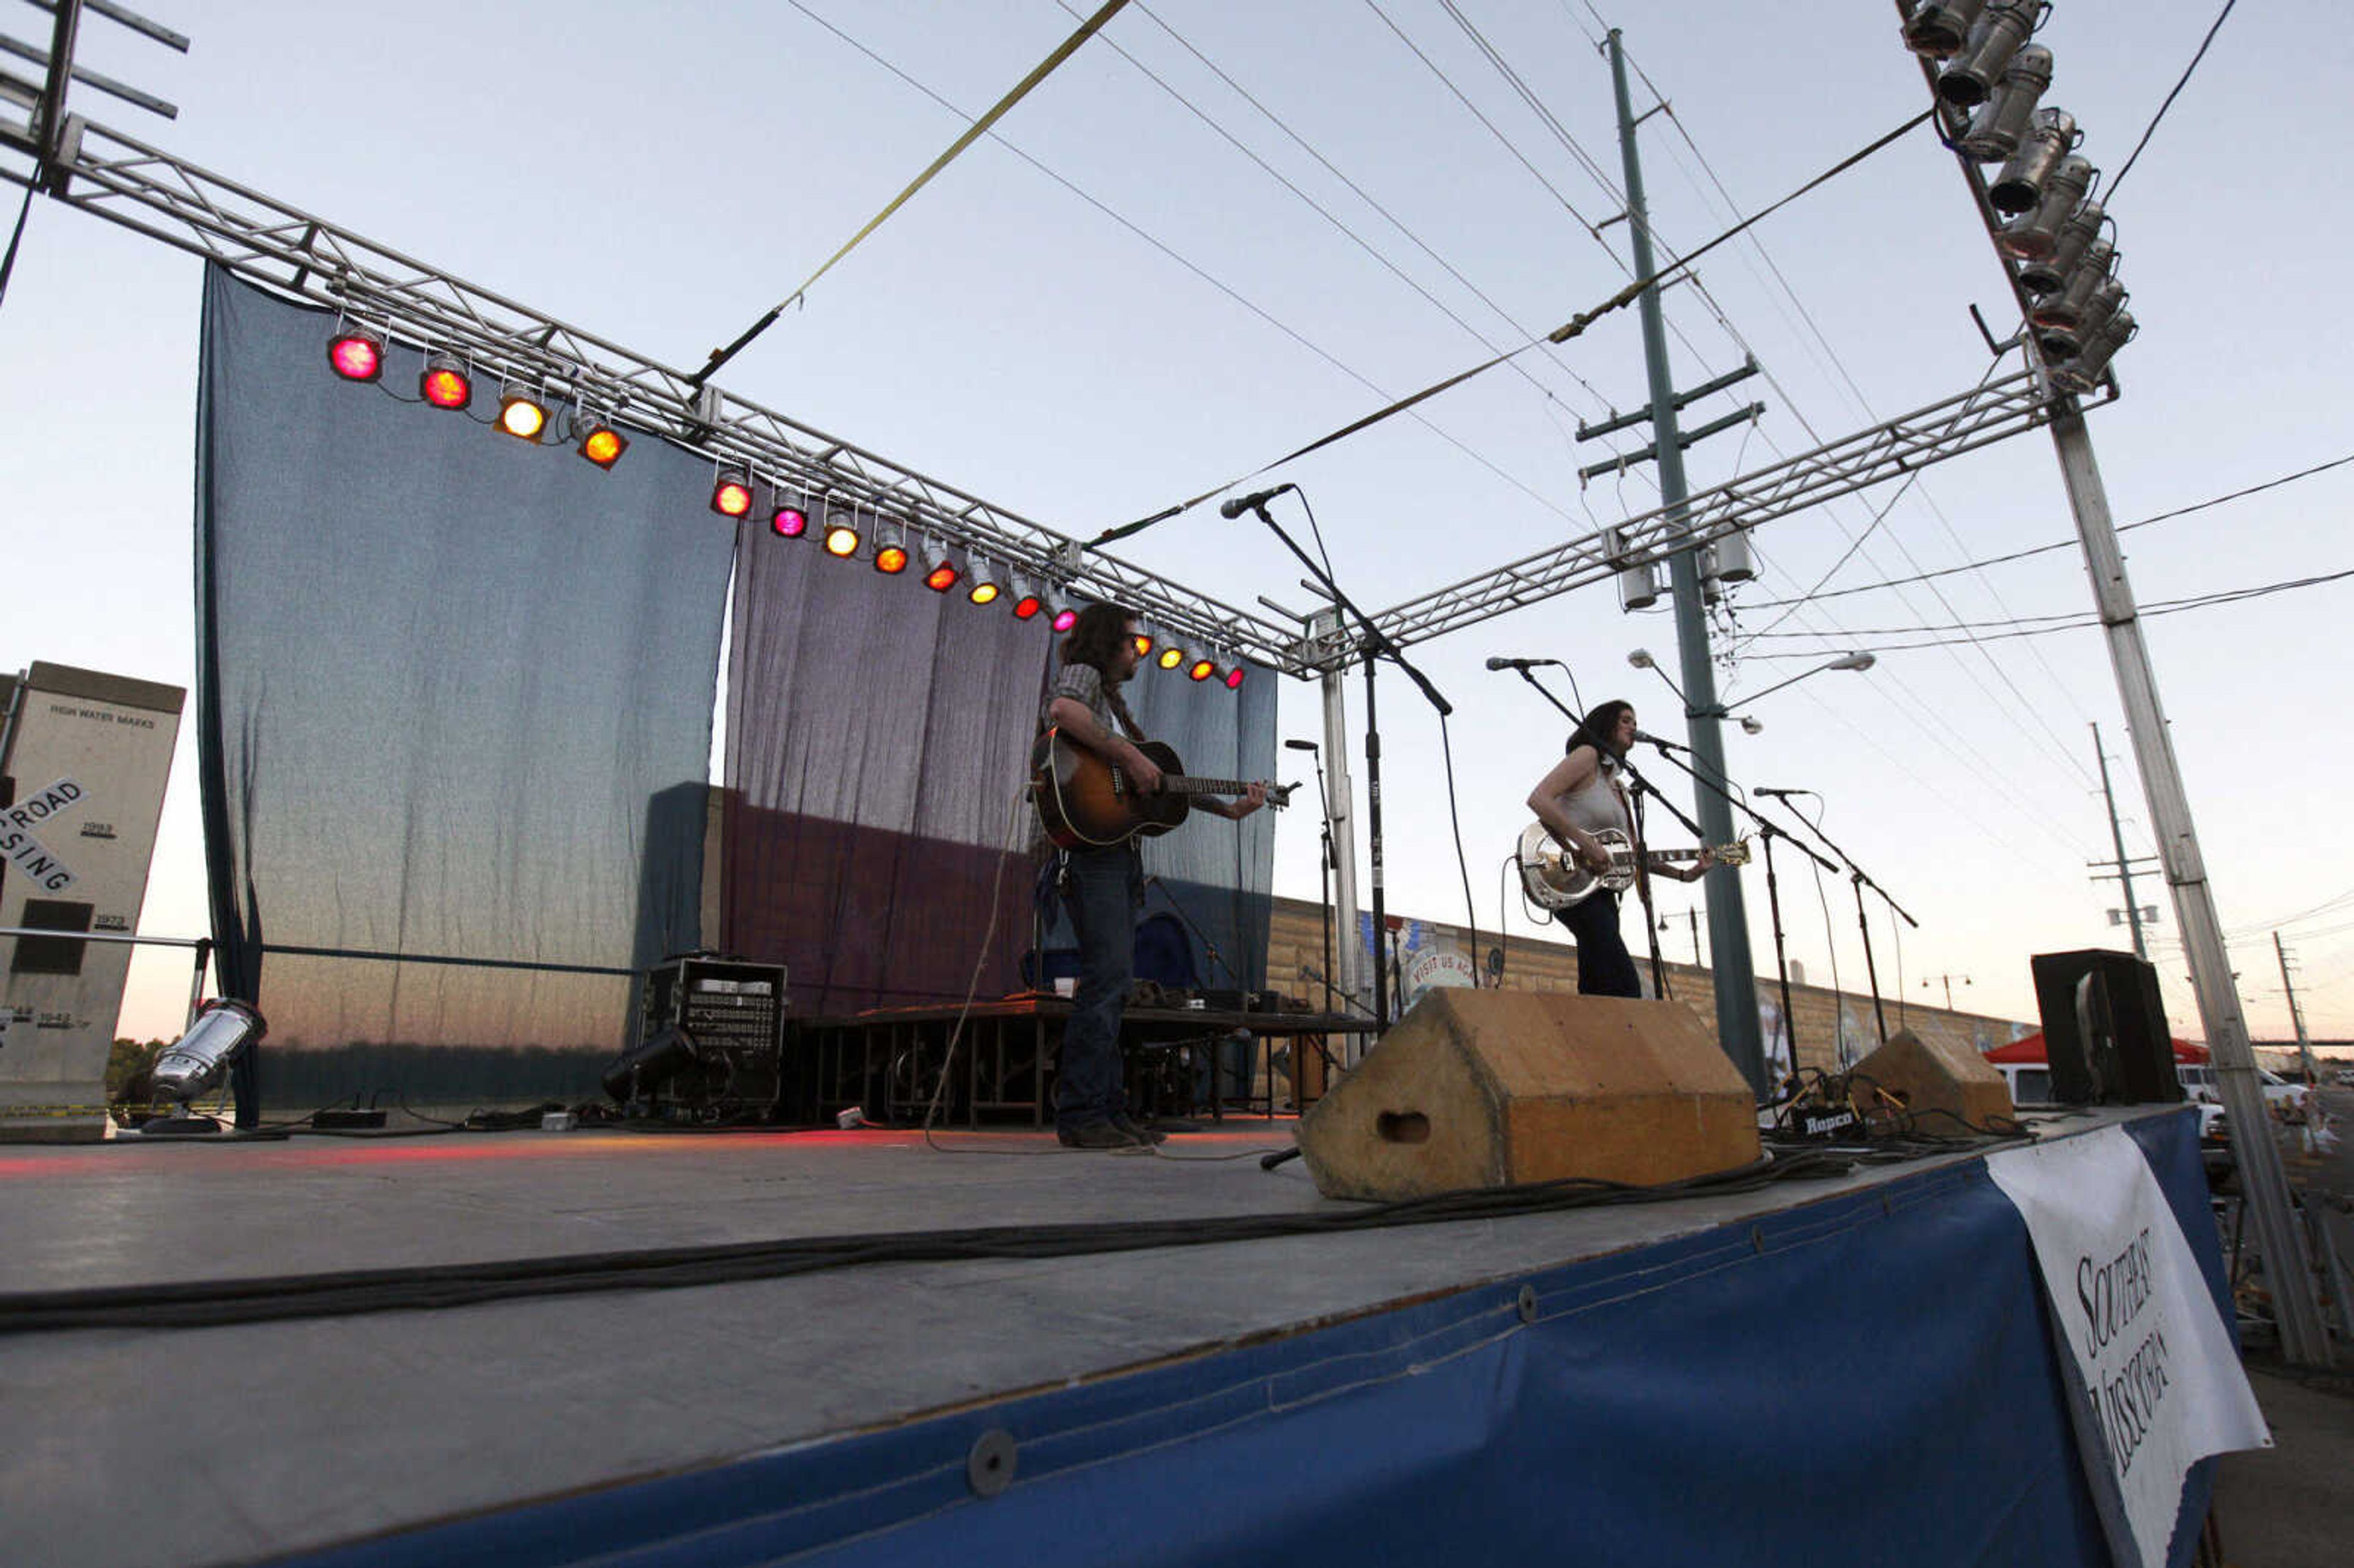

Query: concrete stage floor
[0,1113,2131,1568]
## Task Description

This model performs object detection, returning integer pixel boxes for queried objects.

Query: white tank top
[1556,750,1630,837]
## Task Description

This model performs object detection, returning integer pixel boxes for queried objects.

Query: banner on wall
[1987,1127,2270,1568]
[1358,913,1477,1020]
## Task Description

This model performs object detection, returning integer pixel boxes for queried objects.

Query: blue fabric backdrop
[194,267,734,1107]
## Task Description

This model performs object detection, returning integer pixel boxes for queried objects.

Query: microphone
[1633,729,1690,752]
[1283,739,1319,752]
[1484,656,1558,671]
[1754,786,1808,799]
[1219,484,1296,519]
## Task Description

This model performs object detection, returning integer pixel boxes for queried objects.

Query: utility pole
[2050,400,2329,1365]
[2274,932,2317,1086]
[2087,722,2155,959]
[1605,29,1765,1095]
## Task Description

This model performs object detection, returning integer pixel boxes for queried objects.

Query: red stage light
[875,543,908,574]
[1051,607,1080,633]
[712,470,755,517]
[1224,665,1246,690]
[924,562,959,592]
[328,328,384,382]
[772,505,807,538]
[1012,592,1044,620]
[420,353,471,409]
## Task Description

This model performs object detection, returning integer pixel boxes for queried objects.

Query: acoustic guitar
[1514,822,1750,911]
[1030,728,1292,848]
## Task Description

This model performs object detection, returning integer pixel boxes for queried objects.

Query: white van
[2174,1062,2304,1109]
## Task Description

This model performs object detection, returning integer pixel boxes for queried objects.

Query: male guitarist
[1040,603,1265,1149]
[1525,699,1710,997]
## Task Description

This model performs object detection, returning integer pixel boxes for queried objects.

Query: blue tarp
[276,1113,2222,1568]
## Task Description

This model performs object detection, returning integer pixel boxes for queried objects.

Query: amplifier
[639,957,788,1117]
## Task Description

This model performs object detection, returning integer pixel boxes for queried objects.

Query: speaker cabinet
[1848,1027,2014,1128]
[1295,989,1759,1201]
[2029,949,2180,1105]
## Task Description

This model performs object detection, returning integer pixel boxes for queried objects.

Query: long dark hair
[1566,699,1634,761]
[1059,601,1135,677]
[1058,600,1145,739]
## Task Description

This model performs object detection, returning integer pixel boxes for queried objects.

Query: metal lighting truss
[4,115,1301,670]
[1359,362,2110,661]
[6,113,2110,680]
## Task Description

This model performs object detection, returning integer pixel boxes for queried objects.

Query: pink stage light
[328,329,384,382]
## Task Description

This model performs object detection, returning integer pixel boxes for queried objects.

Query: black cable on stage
[0,1147,1910,1336]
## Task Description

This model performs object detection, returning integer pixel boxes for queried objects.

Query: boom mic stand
[1767,802,1919,1051]
[1286,738,1338,1016]
[1141,875,1244,990]
[1238,495,1453,1032]
[1637,740,1838,1090]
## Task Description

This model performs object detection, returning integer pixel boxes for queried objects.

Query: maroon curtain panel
[722,520,1052,1015]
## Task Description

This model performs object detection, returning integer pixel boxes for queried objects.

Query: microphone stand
[1141,875,1243,989]
[1773,808,1919,1051]
[1240,497,1453,1032]
[1638,742,1838,1090]
[1626,783,1670,1000]
[1291,743,1339,1016]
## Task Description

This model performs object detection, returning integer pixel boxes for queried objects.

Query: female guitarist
[1039,603,1265,1149]
[1525,699,1710,997]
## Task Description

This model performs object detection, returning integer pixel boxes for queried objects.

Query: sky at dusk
[4,1,2348,1048]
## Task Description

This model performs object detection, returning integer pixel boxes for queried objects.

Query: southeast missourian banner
[1987,1126,2269,1568]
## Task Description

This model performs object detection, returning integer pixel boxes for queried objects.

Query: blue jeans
[1056,845,1141,1128]
[1560,889,1642,998]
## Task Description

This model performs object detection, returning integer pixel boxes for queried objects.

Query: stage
[0,1105,2228,1568]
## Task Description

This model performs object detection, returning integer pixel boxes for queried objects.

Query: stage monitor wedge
[1849,1027,2013,1130]
[1295,989,1759,1201]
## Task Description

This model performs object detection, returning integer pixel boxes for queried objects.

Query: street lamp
[1627,649,1873,724]
[1723,652,1876,707]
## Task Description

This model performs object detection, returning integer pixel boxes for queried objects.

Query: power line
[2109,0,2239,202]
[1116,1,1621,417]
[1737,448,2354,609]
[1743,563,2354,652]
[783,1,1581,522]
[693,0,1134,384]
[1049,0,1617,520]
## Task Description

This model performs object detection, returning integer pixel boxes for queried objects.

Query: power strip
[310,1108,388,1130]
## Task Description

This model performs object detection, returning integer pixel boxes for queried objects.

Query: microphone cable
[1434,709,1484,989]
[1290,490,1484,1001]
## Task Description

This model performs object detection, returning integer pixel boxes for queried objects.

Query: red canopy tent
[1983,1032,2207,1064]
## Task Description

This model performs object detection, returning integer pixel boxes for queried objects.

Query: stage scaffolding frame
[3,112,2110,680]
[4,70,2116,1029]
